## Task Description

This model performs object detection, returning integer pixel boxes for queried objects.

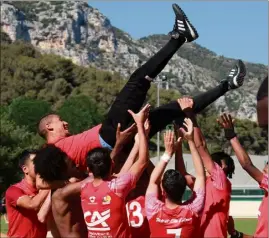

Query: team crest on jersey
[102,195,111,205]
[89,196,96,203]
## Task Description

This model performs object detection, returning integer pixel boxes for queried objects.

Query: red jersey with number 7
[126,196,150,238]
[145,188,205,238]
[81,173,136,238]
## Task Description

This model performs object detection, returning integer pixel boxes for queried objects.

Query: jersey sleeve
[145,192,163,220]
[108,173,137,198]
[5,186,25,207]
[181,188,205,215]
[259,173,268,192]
[211,162,228,190]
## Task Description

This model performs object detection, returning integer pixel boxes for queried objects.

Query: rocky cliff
[1,1,267,121]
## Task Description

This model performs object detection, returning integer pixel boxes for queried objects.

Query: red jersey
[254,173,268,238]
[5,179,47,238]
[126,196,150,238]
[81,173,136,238]
[198,163,231,238]
[146,188,205,238]
[54,124,102,171]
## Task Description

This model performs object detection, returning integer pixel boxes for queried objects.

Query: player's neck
[165,199,180,209]
[92,178,104,187]
[47,133,66,144]
[24,175,36,188]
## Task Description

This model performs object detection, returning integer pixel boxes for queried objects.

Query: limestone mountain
[1,1,267,121]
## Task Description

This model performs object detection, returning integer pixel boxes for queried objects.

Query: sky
[88,1,268,65]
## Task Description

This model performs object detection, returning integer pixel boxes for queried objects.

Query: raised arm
[174,122,195,190]
[178,98,214,174]
[110,122,137,162]
[127,104,150,179]
[119,119,151,175]
[117,140,139,175]
[193,124,215,174]
[146,130,179,195]
[180,118,205,192]
[217,113,264,183]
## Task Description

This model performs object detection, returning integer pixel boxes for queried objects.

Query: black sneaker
[224,60,246,89]
[169,3,199,42]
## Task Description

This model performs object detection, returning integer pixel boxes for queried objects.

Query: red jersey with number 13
[126,196,150,238]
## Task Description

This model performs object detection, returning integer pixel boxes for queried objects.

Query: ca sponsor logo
[84,209,111,231]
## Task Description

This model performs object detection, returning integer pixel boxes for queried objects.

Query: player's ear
[46,122,53,132]
[22,165,28,174]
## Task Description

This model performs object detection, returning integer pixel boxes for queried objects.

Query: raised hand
[163,130,182,157]
[128,103,151,125]
[177,97,194,117]
[135,118,151,143]
[179,118,194,141]
[144,118,151,137]
[116,123,137,146]
[217,113,236,140]
[217,113,235,130]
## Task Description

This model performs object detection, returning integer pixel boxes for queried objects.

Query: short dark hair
[86,148,112,179]
[162,169,186,203]
[211,151,235,178]
[33,145,68,182]
[18,149,38,168]
[257,76,268,101]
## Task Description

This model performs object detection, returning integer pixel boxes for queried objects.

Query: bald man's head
[38,114,70,139]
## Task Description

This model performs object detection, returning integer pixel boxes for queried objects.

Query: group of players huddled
[2,3,268,238]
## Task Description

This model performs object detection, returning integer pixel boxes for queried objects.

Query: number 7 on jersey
[167,228,182,238]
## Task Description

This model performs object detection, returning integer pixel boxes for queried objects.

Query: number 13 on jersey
[126,201,144,227]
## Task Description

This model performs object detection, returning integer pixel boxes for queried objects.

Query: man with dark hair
[80,104,150,237]
[5,150,49,238]
[86,147,112,178]
[37,3,246,175]
[218,113,268,238]
[210,152,235,179]
[145,120,205,238]
[34,145,85,183]
[33,145,88,238]
[175,98,234,238]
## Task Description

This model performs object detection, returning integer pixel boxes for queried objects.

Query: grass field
[0,216,258,237]
[0,216,8,237]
